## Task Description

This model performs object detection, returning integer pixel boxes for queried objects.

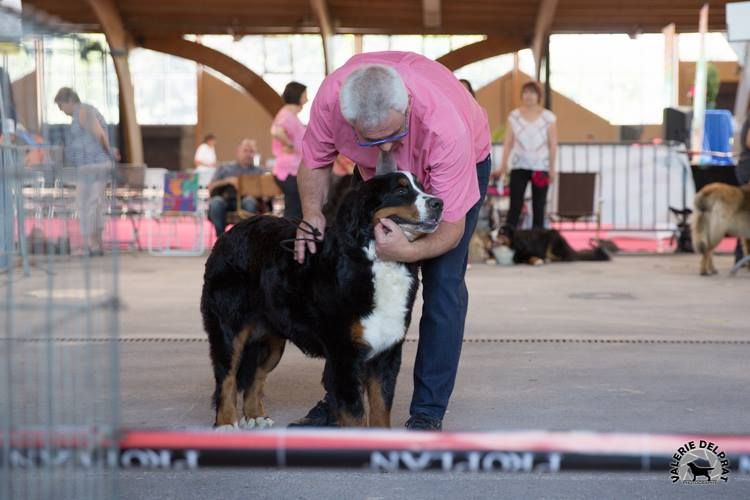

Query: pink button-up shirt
[302,51,491,222]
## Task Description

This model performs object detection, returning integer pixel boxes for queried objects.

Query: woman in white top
[194,133,217,170]
[494,81,558,229]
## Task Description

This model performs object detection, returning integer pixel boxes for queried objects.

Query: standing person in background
[737,104,750,186]
[194,133,217,171]
[54,87,114,256]
[493,81,558,229]
[734,102,750,262]
[270,82,308,219]
[459,79,476,98]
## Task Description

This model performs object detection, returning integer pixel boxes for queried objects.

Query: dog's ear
[375,150,397,176]
[335,183,372,249]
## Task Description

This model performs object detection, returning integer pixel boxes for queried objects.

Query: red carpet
[22,217,738,254]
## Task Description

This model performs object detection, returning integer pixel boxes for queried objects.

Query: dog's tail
[575,245,611,261]
[691,187,715,255]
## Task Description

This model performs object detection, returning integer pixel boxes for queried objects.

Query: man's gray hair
[339,64,408,130]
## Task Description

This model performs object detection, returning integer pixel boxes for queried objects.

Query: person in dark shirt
[207,139,263,236]
[734,104,750,262]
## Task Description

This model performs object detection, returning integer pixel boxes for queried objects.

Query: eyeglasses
[353,101,410,147]
[354,126,409,147]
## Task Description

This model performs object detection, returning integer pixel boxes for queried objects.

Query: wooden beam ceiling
[23,0,732,37]
[423,0,441,29]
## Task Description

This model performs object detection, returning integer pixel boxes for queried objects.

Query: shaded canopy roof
[24,0,731,38]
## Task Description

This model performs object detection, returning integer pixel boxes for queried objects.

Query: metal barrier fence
[492,141,693,233]
[1,147,121,500]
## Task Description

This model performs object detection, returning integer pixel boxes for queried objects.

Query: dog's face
[367,172,443,241]
[493,225,514,247]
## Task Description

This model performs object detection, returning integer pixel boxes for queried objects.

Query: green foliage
[491,125,506,143]
[706,62,719,109]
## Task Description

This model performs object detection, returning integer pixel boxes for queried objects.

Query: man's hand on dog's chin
[294,212,326,264]
[375,218,416,262]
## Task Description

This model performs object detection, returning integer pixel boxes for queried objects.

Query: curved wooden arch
[87,0,143,164]
[141,37,283,116]
[436,36,527,72]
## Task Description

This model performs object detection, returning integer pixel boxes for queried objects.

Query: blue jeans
[410,154,491,420]
[208,195,257,236]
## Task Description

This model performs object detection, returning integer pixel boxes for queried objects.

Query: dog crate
[1,8,121,499]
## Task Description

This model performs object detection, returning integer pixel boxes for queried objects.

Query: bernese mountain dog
[200,170,443,429]
[494,225,611,265]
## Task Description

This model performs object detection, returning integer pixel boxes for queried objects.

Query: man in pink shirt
[294,51,491,431]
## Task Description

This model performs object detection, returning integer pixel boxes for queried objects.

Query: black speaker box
[663,107,691,145]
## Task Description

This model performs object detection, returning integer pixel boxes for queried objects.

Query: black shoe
[405,414,442,431]
[288,398,338,427]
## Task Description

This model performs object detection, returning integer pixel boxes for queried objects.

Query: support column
[86,0,143,165]
[531,0,558,80]
[310,0,335,74]
[511,52,521,111]
[543,36,552,110]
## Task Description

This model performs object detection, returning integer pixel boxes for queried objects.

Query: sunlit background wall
[33,32,739,127]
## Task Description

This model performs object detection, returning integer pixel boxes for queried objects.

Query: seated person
[207,138,263,236]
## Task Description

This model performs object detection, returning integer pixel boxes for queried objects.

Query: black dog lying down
[494,226,611,265]
[200,171,443,429]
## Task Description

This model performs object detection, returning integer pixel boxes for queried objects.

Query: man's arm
[271,125,295,153]
[493,120,514,178]
[547,121,558,181]
[374,216,465,263]
[295,165,333,263]
[208,177,240,194]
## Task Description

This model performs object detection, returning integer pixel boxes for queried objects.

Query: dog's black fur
[201,171,442,428]
[496,226,611,265]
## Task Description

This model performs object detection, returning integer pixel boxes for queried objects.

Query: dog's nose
[428,197,443,211]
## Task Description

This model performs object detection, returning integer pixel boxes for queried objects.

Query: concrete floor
[6,251,749,498]
[109,252,750,498]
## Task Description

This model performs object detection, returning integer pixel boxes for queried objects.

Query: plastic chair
[549,172,602,238]
[225,173,282,225]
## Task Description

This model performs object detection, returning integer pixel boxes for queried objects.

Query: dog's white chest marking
[361,243,413,358]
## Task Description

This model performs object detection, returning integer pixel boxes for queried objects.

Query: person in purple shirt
[293,52,491,431]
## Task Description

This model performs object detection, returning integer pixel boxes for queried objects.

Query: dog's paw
[214,422,239,432]
[532,259,545,266]
[240,416,274,429]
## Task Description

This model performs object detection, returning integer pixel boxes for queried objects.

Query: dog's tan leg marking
[366,378,390,428]
[216,326,252,426]
[528,256,543,265]
[545,247,560,262]
[699,251,709,276]
[242,335,285,419]
[338,409,366,427]
[707,249,718,275]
